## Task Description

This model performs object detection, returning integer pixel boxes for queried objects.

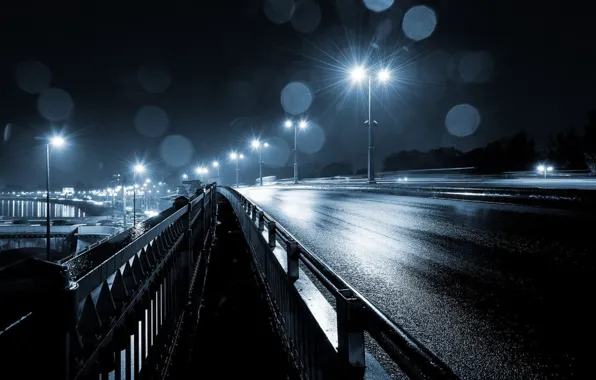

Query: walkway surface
[186,196,297,379]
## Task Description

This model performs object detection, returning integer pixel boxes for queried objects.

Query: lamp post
[133,164,145,226]
[537,164,553,179]
[212,161,220,183]
[285,119,307,184]
[349,66,391,184]
[251,139,269,186]
[229,152,244,187]
[196,166,208,182]
[45,135,65,261]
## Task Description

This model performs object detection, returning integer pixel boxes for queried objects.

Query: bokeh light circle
[445,104,481,137]
[16,61,52,94]
[402,5,437,41]
[363,0,394,13]
[280,81,313,115]
[137,64,171,94]
[263,0,295,24]
[37,88,74,121]
[263,136,291,168]
[134,105,169,138]
[291,0,322,33]
[159,135,195,167]
[297,122,326,154]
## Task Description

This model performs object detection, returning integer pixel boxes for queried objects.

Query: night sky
[0,0,594,188]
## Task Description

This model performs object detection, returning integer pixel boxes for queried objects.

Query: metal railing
[0,183,217,380]
[219,186,458,380]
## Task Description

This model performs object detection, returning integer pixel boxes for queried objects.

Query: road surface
[238,187,593,379]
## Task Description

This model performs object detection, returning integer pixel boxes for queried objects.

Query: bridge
[0,183,456,380]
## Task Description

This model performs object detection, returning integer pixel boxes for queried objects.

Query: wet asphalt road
[238,187,593,379]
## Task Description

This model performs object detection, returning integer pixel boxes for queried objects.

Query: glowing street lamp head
[239,153,244,159]
[182,174,188,179]
[299,120,307,129]
[378,69,390,82]
[284,120,293,128]
[537,165,545,173]
[264,142,269,148]
[230,152,238,160]
[49,136,65,147]
[251,139,260,149]
[212,161,219,167]
[350,66,367,82]
[134,164,145,173]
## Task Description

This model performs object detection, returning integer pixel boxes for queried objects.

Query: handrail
[0,183,218,380]
[223,186,458,379]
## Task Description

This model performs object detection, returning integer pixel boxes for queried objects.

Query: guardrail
[218,186,458,379]
[0,183,217,380]
[275,168,593,184]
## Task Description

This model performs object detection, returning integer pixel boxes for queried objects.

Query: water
[0,199,86,218]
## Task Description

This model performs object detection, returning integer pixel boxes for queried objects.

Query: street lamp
[195,166,209,181]
[537,164,553,179]
[229,152,244,187]
[251,139,270,186]
[285,119,308,184]
[45,135,65,261]
[182,173,188,180]
[212,161,220,183]
[349,65,391,184]
[133,163,145,226]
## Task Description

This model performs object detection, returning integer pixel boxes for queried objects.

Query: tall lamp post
[212,161,220,183]
[229,152,244,187]
[251,139,269,186]
[284,119,308,184]
[349,66,391,184]
[46,135,65,261]
[133,164,145,226]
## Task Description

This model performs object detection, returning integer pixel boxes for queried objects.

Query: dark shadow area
[185,197,297,379]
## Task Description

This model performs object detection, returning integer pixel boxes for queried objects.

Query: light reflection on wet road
[239,187,593,379]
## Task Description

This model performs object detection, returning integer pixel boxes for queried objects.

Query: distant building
[62,187,75,198]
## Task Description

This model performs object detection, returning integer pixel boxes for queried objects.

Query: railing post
[212,187,217,222]
[251,205,257,222]
[186,203,194,281]
[257,211,265,232]
[285,240,299,282]
[267,220,276,248]
[336,289,365,377]
[50,266,80,380]
[200,196,206,244]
